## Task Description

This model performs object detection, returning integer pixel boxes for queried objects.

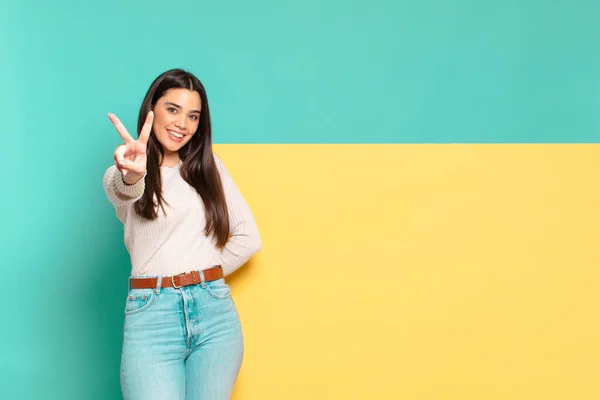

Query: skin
[109,88,202,184]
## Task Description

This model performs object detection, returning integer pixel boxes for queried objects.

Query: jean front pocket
[206,278,232,300]
[124,289,155,315]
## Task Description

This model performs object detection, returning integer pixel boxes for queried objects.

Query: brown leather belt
[129,266,224,290]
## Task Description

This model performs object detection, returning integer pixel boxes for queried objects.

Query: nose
[174,114,186,130]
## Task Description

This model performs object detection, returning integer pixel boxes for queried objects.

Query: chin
[157,137,183,153]
[162,146,177,154]
[164,142,181,150]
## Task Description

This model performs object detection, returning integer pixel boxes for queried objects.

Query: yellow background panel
[212,144,600,400]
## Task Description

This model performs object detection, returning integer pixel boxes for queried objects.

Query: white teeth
[169,131,183,138]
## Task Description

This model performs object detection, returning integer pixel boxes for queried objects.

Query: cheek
[153,113,170,131]
[187,119,200,132]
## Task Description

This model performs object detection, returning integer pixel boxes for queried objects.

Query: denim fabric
[120,275,244,400]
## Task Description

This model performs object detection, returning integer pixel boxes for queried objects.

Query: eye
[189,114,199,121]
[167,107,177,114]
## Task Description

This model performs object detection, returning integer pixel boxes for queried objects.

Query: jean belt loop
[155,276,163,294]
[200,270,206,288]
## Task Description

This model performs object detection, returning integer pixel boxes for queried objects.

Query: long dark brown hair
[134,68,229,248]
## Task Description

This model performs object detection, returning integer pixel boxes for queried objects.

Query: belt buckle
[171,272,186,289]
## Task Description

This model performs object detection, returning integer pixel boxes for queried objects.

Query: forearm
[221,221,262,276]
[103,166,145,218]
[213,152,262,275]
[122,170,146,186]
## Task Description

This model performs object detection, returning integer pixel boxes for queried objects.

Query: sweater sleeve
[102,165,145,223]
[214,153,262,276]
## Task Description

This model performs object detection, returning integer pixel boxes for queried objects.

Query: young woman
[103,68,262,400]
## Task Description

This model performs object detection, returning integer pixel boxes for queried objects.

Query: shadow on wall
[73,194,133,399]
[228,257,259,400]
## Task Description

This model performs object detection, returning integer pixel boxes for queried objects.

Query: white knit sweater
[103,153,262,278]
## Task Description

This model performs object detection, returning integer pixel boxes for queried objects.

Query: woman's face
[152,88,201,155]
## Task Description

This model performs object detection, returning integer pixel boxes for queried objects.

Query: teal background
[0,0,598,399]
[2,0,599,145]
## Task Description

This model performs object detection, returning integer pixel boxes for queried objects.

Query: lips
[166,129,185,142]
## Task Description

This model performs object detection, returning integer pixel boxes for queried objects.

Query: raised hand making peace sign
[108,111,154,185]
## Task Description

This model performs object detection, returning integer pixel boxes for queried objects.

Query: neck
[160,151,180,168]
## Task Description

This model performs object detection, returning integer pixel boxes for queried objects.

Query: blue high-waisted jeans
[120,274,244,400]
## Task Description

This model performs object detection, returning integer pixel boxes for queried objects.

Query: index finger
[108,113,134,143]
[138,111,154,145]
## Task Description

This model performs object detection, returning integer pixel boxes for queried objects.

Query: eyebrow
[165,102,201,114]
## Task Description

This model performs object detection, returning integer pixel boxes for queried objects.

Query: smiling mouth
[167,130,185,141]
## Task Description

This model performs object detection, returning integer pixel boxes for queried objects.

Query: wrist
[122,171,147,186]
